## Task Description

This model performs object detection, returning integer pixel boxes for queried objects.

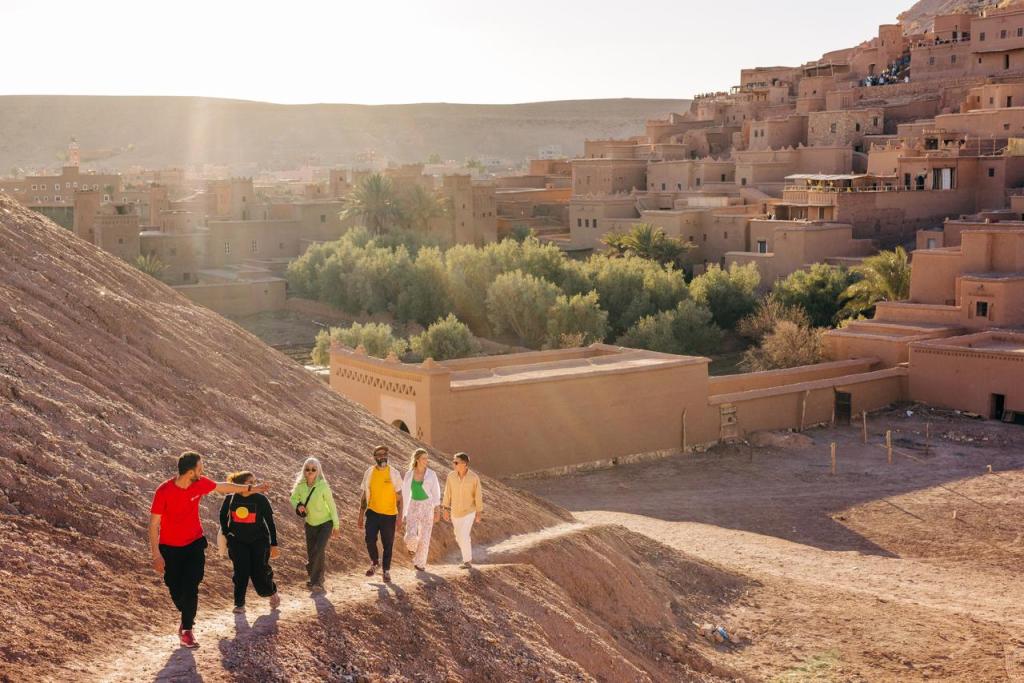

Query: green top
[410,478,428,501]
[289,478,340,528]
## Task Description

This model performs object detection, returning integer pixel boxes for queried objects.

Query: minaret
[67,137,80,167]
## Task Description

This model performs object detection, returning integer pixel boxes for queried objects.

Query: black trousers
[159,536,207,630]
[304,521,332,587]
[227,538,277,607]
[364,510,397,571]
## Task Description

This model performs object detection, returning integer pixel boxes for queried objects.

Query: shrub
[545,291,609,348]
[485,270,562,348]
[738,295,811,342]
[741,320,825,371]
[311,322,408,364]
[689,262,760,329]
[410,314,477,361]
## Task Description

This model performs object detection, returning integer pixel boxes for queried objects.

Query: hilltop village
[3,3,1024,477]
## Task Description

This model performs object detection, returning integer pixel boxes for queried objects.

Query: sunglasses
[304,468,317,472]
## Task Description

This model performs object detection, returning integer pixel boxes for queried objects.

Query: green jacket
[290,478,340,528]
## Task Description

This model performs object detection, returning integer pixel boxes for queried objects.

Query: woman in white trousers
[401,448,441,571]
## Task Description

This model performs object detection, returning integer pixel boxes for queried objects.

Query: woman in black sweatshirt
[219,471,281,612]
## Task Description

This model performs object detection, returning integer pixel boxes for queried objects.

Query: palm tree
[340,174,403,235]
[839,246,911,317]
[402,184,445,232]
[134,253,166,279]
[602,223,694,268]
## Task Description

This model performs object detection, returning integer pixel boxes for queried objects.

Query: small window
[54,183,60,191]
[951,55,957,64]
[723,231,728,239]
[55,195,61,202]
[989,167,997,177]
[320,214,326,223]
[65,182,71,189]
[170,248,177,256]
[584,218,590,228]
[118,238,124,245]
[677,183,682,190]
[703,233,708,242]
[855,122,861,132]
[577,218,582,227]
[1001,29,1007,39]
[873,117,879,127]
[103,194,110,201]
[741,178,747,186]
[224,242,231,255]
[929,56,936,65]
[696,178,701,186]
[756,240,768,253]
[830,122,837,134]
[250,240,258,253]
[980,32,986,41]
[976,301,989,318]
[279,242,285,249]
[593,219,598,229]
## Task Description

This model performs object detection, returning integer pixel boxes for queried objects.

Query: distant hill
[0,96,690,170]
[898,0,1006,34]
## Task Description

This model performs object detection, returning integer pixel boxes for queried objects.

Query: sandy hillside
[0,196,742,682]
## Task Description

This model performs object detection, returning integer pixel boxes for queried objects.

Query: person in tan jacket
[441,452,483,568]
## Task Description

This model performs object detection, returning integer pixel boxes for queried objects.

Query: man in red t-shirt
[149,451,270,649]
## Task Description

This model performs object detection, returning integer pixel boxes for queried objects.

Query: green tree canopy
[486,270,562,348]
[617,299,723,356]
[773,263,860,327]
[545,291,609,349]
[741,320,825,371]
[689,262,761,329]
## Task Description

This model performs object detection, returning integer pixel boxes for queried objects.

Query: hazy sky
[1,0,904,104]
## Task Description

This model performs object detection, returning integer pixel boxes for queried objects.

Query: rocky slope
[899,0,1007,34]
[0,196,743,681]
[0,96,689,169]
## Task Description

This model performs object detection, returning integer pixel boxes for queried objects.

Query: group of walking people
[149,446,484,649]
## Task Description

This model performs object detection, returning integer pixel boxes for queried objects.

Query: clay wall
[93,214,140,263]
[140,232,207,285]
[205,220,301,267]
[748,115,807,151]
[572,159,647,195]
[174,279,287,317]
[909,333,1024,415]
[707,358,877,395]
[808,109,884,149]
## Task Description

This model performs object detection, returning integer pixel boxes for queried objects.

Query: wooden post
[925,422,931,453]
[861,411,868,444]
[886,430,893,465]
[799,390,809,432]
[681,408,688,452]
[831,442,837,475]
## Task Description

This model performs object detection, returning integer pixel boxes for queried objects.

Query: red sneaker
[179,629,199,649]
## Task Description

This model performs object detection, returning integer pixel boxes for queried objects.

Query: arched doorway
[392,419,410,434]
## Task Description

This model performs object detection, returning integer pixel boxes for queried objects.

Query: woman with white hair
[289,457,339,592]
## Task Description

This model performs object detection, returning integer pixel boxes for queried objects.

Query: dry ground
[519,406,1024,682]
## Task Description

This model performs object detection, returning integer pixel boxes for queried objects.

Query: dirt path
[83,523,593,682]
[518,410,1024,681]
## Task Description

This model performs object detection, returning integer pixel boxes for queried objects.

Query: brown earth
[898,0,1006,34]
[521,406,1024,681]
[0,195,742,682]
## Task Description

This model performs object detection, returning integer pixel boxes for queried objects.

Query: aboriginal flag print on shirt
[220,493,278,546]
[231,505,257,524]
